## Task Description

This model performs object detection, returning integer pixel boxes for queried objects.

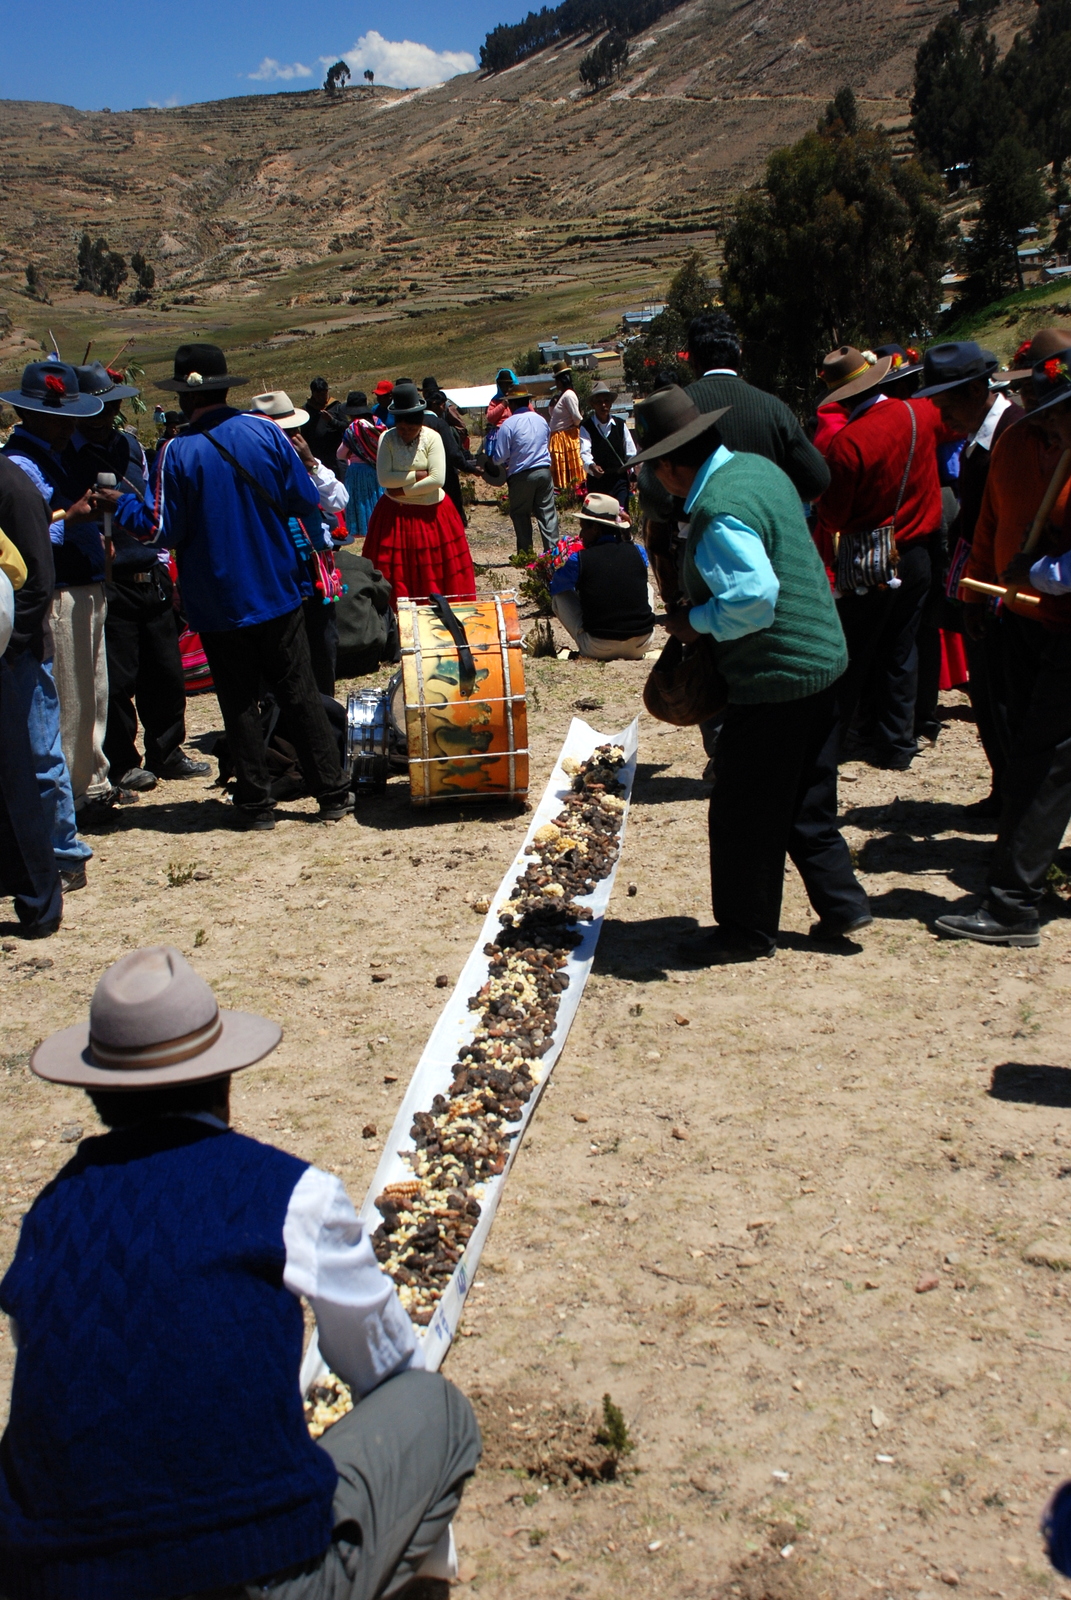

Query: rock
[573,1112,589,1123]
[780,1544,795,1559]
[747,1217,773,1231]
[646,1051,662,1062]
[371,972,390,983]
[192,869,211,881]
[30,1139,45,1151]
[383,1074,398,1084]
[792,1379,803,1392]
[671,1125,688,1140]
[940,1571,960,1587]
[771,1469,790,1482]
[737,1253,761,1268]
[59,1124,83,1143]
[362,1123,378,1139]
[870,1406,888,1430]
[1024,1240,1071,1269]
[865,1278,881,1290]
[551,1547,572,1563]
[575,696,603,712]
[674,1014,690,1026]
[629,1002,643,1016]
[915,1273,941,1293]
[690,1471,719,1494]
[623,1211,640,1224]
[647,1539,663,1552]
[456,1559,477,1584]
[435,974,449,987]
[627,882,638,897]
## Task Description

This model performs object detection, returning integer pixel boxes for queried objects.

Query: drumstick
[1023,449,1071,554]
[959,577,1040,605]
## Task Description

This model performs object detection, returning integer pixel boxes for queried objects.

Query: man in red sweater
[815,353,955,769]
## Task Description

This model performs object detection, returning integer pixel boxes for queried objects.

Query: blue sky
[0,2,520,111]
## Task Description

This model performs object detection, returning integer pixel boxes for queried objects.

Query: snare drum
[397,593,528,806]
[346,689,392,791]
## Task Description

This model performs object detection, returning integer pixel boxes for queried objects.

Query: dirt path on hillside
[3,496,1071,1599]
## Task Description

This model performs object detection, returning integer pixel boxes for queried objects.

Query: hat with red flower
[0,359,105,418]
[1028,348,1071,418]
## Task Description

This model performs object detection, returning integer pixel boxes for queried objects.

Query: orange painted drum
[397,594,529,806]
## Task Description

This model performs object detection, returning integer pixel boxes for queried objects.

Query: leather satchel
[643,632,729,726]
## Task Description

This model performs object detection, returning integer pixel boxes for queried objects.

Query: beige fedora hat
[32,946,282,1089]
[249,390,310,431]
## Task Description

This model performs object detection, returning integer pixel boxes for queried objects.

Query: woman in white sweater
[363,383,476,605]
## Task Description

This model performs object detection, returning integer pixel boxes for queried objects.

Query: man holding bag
[633,386,869,960]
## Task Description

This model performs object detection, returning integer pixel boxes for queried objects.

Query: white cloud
[247,57,313,82]
[148,93,182,108]
[326,30,476,90]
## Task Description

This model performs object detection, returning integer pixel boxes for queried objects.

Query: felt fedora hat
[344,389,373,417]
[572,491,631,530]
[589,381,619,400]
[387,380,427,420]
[32,946,282,1089]
[0,360,105,418]
[629,385,730,465]
[873,343,923,381]
[552,360,573,376]
[1005,326,1071,383]
[818,347,893,404]
[1026,348,1071,418]
[506,388,533,405]
[249,390,309,431]
[915,341,998,398]
[156,343,249,393]
[75,359,140,402]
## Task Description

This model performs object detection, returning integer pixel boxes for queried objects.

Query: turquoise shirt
[683,446,779,641]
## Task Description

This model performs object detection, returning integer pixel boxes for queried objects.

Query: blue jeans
[6,652,92,868]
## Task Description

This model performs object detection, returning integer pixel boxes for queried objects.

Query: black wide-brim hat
[0,360,105,418]
[1023,352,1071,419]
[156,342,249,393]
[75,360,140,402]
[630,385,730,466]
[915,341,998,398]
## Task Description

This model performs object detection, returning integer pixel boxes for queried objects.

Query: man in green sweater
[633,386,870,960]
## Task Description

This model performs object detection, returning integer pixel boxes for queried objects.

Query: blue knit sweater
[0,1119,338,1600]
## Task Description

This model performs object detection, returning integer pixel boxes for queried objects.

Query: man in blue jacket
[150,344,349,828]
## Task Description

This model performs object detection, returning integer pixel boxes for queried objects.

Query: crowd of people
[6,311,1071,1596]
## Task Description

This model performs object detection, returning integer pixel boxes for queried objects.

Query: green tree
[621,248,715,392]
[721,105,950,410]
[75,233,127,297]
[579,31,629,91]
[324,60,350,95]
[1002,0,1071,175]
[911,16,1010,177]
[963,135,1048,300]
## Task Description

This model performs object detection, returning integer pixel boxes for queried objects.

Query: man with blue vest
[148,343,349,828]
[0,945,481,1600]
[632,385,870,959]
[69,361,207,791]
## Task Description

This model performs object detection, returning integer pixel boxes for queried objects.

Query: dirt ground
[4,496,1071,1600]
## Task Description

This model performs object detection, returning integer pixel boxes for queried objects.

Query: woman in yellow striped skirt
[547,361,586,490]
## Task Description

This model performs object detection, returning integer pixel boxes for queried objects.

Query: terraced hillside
[0,0,1024,391]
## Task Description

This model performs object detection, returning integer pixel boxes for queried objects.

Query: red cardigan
[813,396,956,574]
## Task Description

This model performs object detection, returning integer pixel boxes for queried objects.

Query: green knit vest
[682,451,847,705]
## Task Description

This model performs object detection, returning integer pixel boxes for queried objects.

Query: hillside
[0,0,1020,393]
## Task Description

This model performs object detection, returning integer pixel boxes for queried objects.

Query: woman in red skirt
[364,381,477,605]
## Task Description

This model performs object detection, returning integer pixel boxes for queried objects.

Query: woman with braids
[363,382,477,605]
[335,391,384,542]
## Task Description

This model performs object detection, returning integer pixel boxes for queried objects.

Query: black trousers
[200,606,347,813]
[986,612,1071,924]
[835,538,935,765]
[709,684,869,944]
[0,657,62,929]
[303,596,339,698]
[914,533,947,741]
[964,617,1009,803]
[103,566,187,777]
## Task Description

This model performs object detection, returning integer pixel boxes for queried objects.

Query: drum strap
[429,592,478,697]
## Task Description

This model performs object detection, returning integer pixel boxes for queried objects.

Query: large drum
[397,593,528,806]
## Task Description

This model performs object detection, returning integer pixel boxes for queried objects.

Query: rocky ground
[4,498,1071,1600]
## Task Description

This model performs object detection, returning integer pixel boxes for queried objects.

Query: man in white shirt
[579,383,636,508]
[0,946,481,1600]
[492,390,561,552]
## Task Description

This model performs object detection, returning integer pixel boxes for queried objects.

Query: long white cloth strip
[300,716,639,1395]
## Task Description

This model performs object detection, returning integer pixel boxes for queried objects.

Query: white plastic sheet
[301,716,638,1391]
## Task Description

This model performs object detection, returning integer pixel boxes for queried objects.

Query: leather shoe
[679,925,776,964]
[318,798,351,822]
[234,807,276,831]
[153,753,211,779]
[22,917,61,939]
[118,767,157,792]
[809,912,873,941]
[934,907,1040,947]
[59,866,87,893]
[960,793,1001,819]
